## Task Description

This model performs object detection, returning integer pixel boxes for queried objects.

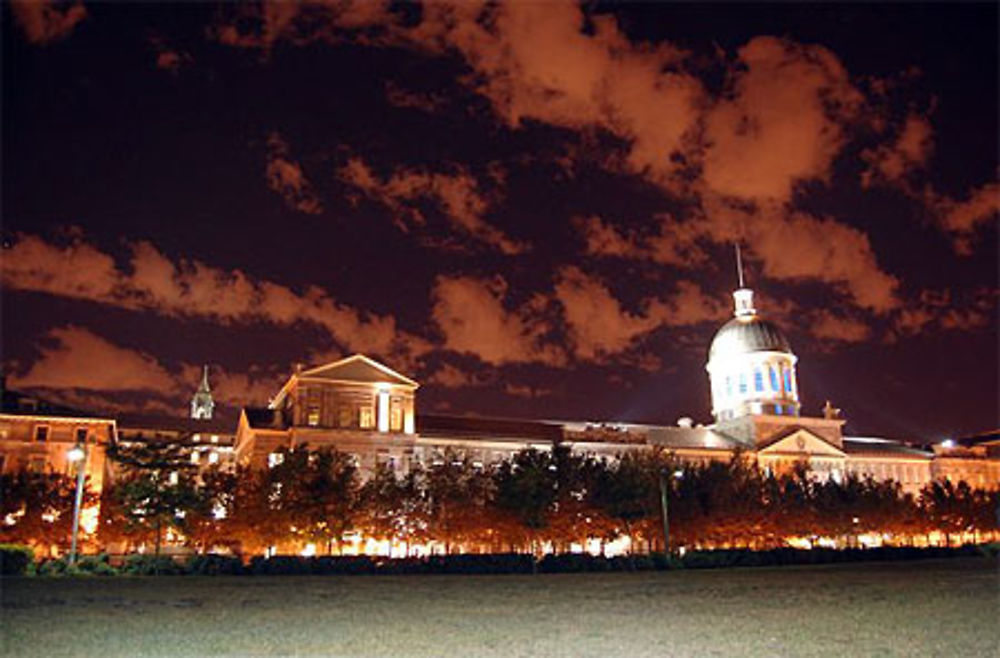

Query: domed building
[706,286,800,422]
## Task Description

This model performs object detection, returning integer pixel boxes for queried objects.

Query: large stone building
[1,279,998,537]
[231,282,1000,495]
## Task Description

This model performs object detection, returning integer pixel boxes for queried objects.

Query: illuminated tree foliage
[9,444,1000,556]
[104,440,201,560]
[0,470,93,554]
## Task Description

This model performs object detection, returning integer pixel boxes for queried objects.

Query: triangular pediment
[301,354,418,388]
[758,427,845,458]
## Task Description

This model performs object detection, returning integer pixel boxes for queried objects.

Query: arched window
[769,366,780,391]
[784,367,793,393]
[754,368,764,392]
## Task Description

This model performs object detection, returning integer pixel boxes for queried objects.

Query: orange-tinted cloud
[212,1,392,51]
[10,0,87,45]
[414,2,703,189]
[1,234,429,362]
[806,310,872,343]
[430,275,564,366]
[860,114,934,188]
[339,157,528,254]
[700,37,863,204]
[925,182,1000,256]
[10,326,178,393]
[384,81,447,113]
[266,132,324,215]
[891,287,996,337]
[554,267,728,361]
[577,215,706,267]
[553,266,664,360]
[503,382,552,399]
[426,362,479,388]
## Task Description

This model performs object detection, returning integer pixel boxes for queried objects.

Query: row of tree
[3,442,998,557]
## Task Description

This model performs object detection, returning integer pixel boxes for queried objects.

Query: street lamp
[66,442,88,565]
[659,468,684,559]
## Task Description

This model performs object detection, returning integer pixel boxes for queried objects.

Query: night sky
[3,2,997,441]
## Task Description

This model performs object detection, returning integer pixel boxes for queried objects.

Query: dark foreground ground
[2,558,998,657]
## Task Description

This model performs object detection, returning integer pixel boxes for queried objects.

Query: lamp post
[66,442,88,565]
[659,468,684,559]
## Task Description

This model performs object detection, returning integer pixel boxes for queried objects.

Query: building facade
[1,281,997,548]
[231,286,999,495]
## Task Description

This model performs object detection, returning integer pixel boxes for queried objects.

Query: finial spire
[735,243,745,289]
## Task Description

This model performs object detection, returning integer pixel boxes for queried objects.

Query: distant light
[67,446,85,462]
[941,439,955,449]
[673,470,684,479]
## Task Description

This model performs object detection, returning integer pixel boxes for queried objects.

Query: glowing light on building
[377,389,390,433]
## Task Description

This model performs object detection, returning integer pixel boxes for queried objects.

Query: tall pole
[69,443,87,565]
[659,470,670,559]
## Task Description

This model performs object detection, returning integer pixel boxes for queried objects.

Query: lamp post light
[66,442,88,565]
[659,468,684,560]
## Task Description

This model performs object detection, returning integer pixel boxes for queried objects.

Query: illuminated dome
[705,286,800,422]
[709,316,792,361]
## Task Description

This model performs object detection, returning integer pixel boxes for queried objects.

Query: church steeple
[190,365,215,420]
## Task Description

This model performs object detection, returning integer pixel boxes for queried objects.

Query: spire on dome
[732,243,756,318]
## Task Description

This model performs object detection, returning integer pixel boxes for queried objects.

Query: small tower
[190,365,215,420]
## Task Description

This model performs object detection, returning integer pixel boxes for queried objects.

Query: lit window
[34,426,49,442]
[268,452,284,468]
[307,406,320,427]
[754,369,764,392]
[208,451,219,465]
[168,471,179,485]
[191,451,201,464]
[390,405,403,432]
[359,406,374,429]
[774,405,783,416]
[769,366,780,392]
[738,373,747,394]
[784,368,793,393]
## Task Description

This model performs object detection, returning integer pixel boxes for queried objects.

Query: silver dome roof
[709,315,792,360]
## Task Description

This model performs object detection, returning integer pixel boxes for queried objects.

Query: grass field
[2,558,998,657]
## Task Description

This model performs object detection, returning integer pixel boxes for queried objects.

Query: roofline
[0,413,117,426]
[270,354,418,409]
[756,426,847,456]
[302,354,419,388]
